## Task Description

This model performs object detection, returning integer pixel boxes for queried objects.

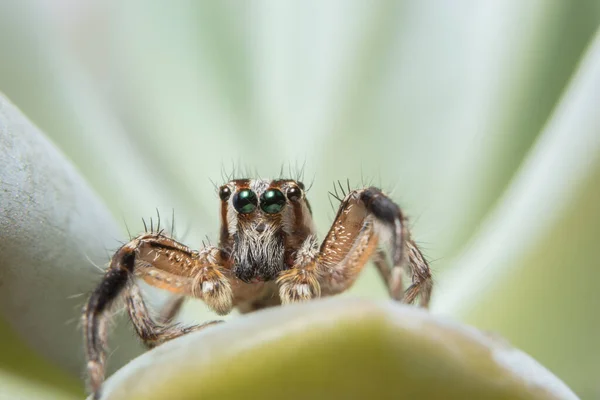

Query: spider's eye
[286,186,302,201]
[219,186,231,201]
[260,189,286,214]
[233,189,257,214]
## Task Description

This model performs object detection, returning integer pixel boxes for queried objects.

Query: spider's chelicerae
[83,178,433,398]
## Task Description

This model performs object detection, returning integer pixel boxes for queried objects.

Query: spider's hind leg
[362,187,432,307]
[402,239,433,307]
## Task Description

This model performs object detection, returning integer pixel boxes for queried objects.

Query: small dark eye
[260,189,286,214]
[233,189,257,214]
[286,186,302,201]
[219,186,231,201]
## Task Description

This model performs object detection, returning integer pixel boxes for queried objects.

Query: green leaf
[434,26,600,398]
[96,299,577,400]
[0,2,200,238]
[0,94,144,388]
[0,367,79,400]
[0,318,80,399]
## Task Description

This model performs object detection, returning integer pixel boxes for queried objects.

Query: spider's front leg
[278,187,432,307]
[83,233,233,398]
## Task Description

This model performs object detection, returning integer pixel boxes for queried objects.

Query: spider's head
[217,179,314,282]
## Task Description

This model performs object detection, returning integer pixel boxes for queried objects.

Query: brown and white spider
[83,178,433,398]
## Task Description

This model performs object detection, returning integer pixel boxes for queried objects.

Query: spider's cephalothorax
[219,179,315,282]
[83,178,432,399]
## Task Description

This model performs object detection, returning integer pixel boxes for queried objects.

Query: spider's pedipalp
[277,235,321,304]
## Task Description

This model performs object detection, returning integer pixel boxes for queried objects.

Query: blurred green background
[0,1,598,399]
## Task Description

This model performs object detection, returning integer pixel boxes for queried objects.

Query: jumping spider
[83,178,433,398]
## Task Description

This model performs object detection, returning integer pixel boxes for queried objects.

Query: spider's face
[217,179,314,282]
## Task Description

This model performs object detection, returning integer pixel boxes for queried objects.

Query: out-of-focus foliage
[0,1,598,398]
[0,95,143,398]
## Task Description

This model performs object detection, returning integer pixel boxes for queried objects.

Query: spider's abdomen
[231,229,286,282]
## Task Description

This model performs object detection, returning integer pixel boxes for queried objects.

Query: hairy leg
[83,234,233,398]
[278,187,432,306]
[126,284,222,349]
[402,239,433,307]
[83,256,131,398]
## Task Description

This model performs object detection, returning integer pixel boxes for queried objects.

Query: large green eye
[260,189,286,214]
[233,189,257,214]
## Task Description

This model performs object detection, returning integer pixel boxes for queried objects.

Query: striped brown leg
[83,233,233,399]
[402,239,433,307]
[126,284,222,349]
[278,187,432,306]
[373,241,432,307]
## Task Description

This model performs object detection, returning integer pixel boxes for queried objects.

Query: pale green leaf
[0,94,144,387]
[433,26,600,399]
[96,299,577,400]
